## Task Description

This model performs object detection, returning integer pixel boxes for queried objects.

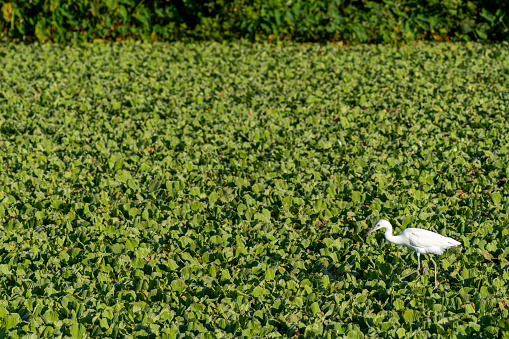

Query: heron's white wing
[402,228,460,248]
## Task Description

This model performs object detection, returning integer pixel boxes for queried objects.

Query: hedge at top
[0,41,509,337]
[1,0,509,43]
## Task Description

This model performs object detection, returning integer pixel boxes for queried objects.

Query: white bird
[363,219,461,288]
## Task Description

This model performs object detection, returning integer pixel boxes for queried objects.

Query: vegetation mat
[0,42,509,338]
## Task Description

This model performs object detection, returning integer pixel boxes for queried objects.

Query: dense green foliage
[1,0,509,43]
[1,41,509,337]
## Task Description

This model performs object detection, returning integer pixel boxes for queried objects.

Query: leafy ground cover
[0,41,509,338]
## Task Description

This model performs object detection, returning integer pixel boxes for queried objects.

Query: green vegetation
[1,41,509,337]
[1,0,509,43]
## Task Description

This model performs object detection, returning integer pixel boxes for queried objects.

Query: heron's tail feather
[447,238,461,247]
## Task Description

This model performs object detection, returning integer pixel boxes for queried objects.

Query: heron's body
[364,219,461,288]
[385,227,461,255]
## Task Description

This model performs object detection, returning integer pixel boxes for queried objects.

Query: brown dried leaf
[482,251,493,261]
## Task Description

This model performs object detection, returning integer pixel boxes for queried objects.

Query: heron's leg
[420,255,429,273]
[401,253,420,279]
[428,255,439,288]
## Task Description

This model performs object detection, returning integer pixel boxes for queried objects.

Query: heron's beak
[363,230,373,239]
[363,225,378,239]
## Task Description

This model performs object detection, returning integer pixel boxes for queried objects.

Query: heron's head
[363,219,391,238]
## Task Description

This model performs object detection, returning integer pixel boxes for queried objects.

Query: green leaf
[42,310,59,323]
[480,286,489,298]
[491,192,502,204]
[209,265,216,277]
[129,207,139,217]
[111,243,123,254]
[476,28,488,40]
[0,265,10,275]
[351,191,363,203]
[393,299,404,310]
[168,259,179,271]
[69,323,86,339]
[402,216,412,228]
[403,309,413,323]
[322,275,329,289]
[132,257,144,268]
[252,286,265,297]
[265,268,275,281]
[464,303,475,314]
[255,208,271,223]
[3,314,19,330]
[310,302,320,314]
[396,328,406,339]
[115,170,130,183]
[293,297,303,307]
[114,158,123,171]
[171,279,187,293]
[125,238,139,250]
[148,179,160,192]
[127,179,139,190]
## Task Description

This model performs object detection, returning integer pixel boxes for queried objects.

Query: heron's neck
[383,226,404,245]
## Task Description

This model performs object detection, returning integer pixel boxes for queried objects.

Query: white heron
[363,219,461,288]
